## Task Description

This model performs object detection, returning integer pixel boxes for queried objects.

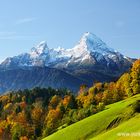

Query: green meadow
[44,94,140,140]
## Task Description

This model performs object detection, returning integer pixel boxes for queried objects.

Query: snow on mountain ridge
[78,32,116,54]
[0,32,130,68]
[30,41,49,58]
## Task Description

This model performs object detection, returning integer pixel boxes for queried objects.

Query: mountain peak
[30,41,49,57]
[81,32,101,42]
[0,32,132,70]
[77,32,115,54]
[37,40,47,47]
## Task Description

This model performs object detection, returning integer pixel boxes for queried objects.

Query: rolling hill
[43,94,140,140]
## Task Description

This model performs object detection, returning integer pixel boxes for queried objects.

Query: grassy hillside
[0,59,139,139]
[92,114,140,140]
[43,94,140,140]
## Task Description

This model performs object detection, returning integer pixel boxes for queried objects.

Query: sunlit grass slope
[43,94,140,140]
[92,114,140,140]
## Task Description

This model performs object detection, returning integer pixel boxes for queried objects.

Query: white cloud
[0,31,16,36]
[0,31,38,40]
[0,35,38,40]
[15,17,37,25]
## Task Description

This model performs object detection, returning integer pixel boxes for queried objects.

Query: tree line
[0,59,139,140]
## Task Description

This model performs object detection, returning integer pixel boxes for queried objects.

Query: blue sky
[0,0,140,62]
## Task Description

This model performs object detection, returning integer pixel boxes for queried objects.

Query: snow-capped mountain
[0,32,134,94]
[0,32,133,70]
